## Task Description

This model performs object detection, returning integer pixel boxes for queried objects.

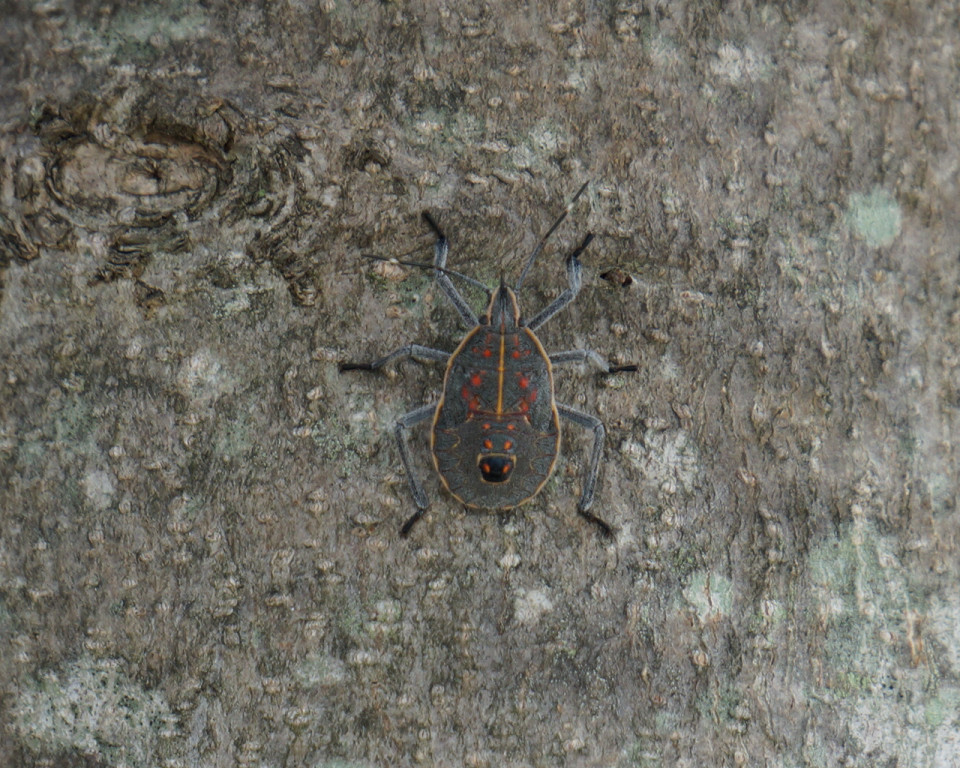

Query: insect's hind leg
[422,212,479,328]
[393,402,437,536]
[340,344,448,372]
[556,402,613,536]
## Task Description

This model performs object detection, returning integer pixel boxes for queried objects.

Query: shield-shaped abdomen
[431,323,560,509]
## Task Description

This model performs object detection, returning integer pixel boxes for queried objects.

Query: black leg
[549,349,637,373]
[556,402,614,536]
[422,212,479,328]
[340,344,448,372]
[394,403,436,535]
[524,234,593,331]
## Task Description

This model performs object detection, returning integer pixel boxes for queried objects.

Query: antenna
[515,181,589,292]
[360,254,492,298]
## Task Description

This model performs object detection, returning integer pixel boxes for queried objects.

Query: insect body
[432,281,560,511]
[341,185,635,536]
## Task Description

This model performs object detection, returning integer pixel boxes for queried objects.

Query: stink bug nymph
[341,184,636,536]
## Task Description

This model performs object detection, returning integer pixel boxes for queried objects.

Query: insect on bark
[340,183,636,536]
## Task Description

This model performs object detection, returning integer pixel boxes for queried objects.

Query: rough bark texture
[1,1,958,766]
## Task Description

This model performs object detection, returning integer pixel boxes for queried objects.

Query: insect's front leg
[549,349,637,374]
[394,403,437,536]
[422,212,479,328]
[524,233,592,331]
[340,344,449,372]
[556,402,613,537]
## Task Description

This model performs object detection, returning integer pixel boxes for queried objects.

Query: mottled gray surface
[1,1,958,766]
